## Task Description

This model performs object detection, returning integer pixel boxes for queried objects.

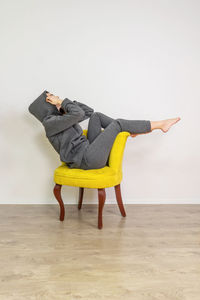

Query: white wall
[0,0,199,204]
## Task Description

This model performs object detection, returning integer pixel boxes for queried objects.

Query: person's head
[28,90,59,122]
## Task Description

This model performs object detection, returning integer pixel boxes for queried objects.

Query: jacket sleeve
[42,98,85,137]
[73,100,94,121]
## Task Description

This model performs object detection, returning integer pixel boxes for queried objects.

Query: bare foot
[160,117,181,133]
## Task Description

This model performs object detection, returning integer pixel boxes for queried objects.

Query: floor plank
[0,204,200,300]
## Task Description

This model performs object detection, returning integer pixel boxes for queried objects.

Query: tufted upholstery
[54,130,130,188]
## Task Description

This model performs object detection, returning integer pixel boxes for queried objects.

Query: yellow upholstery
[54,130,130,189]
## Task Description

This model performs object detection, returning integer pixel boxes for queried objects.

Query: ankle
[150,120,163,130]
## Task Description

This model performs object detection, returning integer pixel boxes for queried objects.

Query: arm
[42,98,85,137]
[72,100,94,121]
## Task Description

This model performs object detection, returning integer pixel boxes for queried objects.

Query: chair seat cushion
[54,163,122,188]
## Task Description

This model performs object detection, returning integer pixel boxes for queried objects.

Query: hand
[46,92,62,106]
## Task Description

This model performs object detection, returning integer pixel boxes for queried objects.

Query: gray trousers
[80,112,151,170]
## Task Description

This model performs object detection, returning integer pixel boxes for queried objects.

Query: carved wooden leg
[114,184,126,217]
[53,184,65,221]
[78,187,84,210]
[97,188,106,229]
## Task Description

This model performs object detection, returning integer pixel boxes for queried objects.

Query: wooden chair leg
[114,184,126,217]
[53,184,65,221]
[78,187,84,210]
[97,188,106,229]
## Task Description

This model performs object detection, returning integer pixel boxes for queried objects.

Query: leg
[114,184,126,217]
[116,118,151,133]
[78,187,84,210]
[87,112,115,143]
[98,188,106,229]
[81,117,151,170]
[53,184,65,221]
[130,117,181,137]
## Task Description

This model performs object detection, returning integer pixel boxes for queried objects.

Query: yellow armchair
[53,129,130,229]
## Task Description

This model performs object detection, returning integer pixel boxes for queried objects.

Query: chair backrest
[83,130,130,172]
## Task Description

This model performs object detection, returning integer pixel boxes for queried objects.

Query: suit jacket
[42,98,94,168]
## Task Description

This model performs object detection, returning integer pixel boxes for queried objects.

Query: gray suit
[28,90,151,170]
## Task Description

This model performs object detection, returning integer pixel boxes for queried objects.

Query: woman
[28,90,181,170]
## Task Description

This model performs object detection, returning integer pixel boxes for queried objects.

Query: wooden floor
[0,204,200,300]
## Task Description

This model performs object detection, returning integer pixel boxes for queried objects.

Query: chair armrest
[108,131,130,172]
